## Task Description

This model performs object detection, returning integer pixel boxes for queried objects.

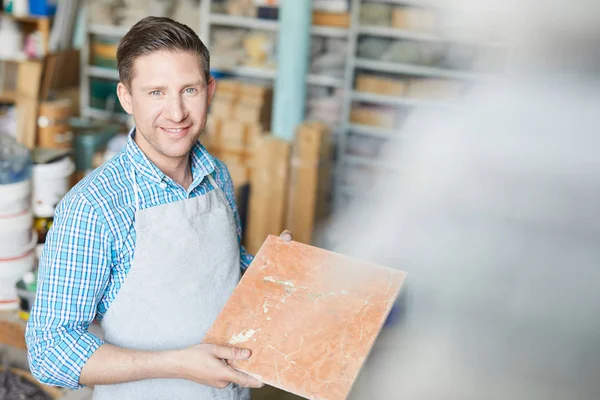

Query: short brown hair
[117,16,210,88]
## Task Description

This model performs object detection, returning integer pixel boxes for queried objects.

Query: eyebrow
[140,81,206,92]
[140,85,168,92]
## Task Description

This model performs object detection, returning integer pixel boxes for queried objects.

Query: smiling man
[25,17,263,399]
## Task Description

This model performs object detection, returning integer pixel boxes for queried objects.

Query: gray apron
[93,170,250,400]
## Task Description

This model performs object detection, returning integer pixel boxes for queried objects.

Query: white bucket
[32,156,75,218]
[0,249,35,310]
[0,179,31,217]
[0,211,34,259]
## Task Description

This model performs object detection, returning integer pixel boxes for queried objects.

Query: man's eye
[184,88,197,94]
[150,90,161,96]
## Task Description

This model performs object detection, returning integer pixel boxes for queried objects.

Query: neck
[134,133,193,189]
[157,156,193,189]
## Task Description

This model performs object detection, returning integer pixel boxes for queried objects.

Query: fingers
[226,368,264,389]
[279,230,293,242]
[211,344,251,361]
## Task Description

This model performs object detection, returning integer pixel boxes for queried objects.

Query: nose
[164,94,187,122]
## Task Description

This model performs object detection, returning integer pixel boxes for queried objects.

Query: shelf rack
[198,1,350,89]
[334,0,505,207]
[79,1,505,210]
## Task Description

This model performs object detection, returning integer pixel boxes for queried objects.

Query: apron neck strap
[206,173,217,189]
[130,168,140,211]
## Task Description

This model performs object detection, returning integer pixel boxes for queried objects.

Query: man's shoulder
[207,153,232,182]
[59,152,133,221]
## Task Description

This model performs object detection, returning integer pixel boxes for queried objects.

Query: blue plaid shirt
[25,129,253,389]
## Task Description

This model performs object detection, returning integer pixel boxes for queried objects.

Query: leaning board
[204,235,407,400]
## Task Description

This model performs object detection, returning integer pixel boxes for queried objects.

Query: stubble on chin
[137,127,202,159]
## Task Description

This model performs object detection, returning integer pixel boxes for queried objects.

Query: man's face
[117,50,215,162]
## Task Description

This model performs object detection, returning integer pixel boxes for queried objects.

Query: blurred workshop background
[3,0,599,399]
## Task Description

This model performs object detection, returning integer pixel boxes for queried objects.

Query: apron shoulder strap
[205,173,229,205]
[130,167,140,211]
[206,173,218,189]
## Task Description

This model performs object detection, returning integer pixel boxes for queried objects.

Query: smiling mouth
[163,127,188,132]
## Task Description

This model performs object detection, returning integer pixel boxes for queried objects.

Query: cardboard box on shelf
[312,11,351,27]
[215,80,242,102]
[406,78,464,100]
[203,115,222,147]
[239,81,273,100]
[233,102,271,127]
[227,161,250,187]
[391,7,438,32]
[350,105,396,128]
[37,99,73,149]
[355,74,407,96]
[210,97,236,118]
[220,150,249,170]
[246,122,265,148]
[217,79,242,94]
[54,87,80,115]
[220,119,248,145]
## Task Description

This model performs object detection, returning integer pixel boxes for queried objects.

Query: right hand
[173,343,263,389]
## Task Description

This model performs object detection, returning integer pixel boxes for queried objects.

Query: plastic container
[0,211,34,259]
[90,78,125,114]
[0,17,24,59]
[29,0,57,16]
[34,216,53,243]
[0,249,35,310]
[91,36,119,69]
[0,179,31,217]
[70,118,120,172]
[0,134,32,184]
[12,0,29,17]
[32,155,75,218]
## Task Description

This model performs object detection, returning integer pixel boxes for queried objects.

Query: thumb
[211,344,251,361]
[279,230,293,242]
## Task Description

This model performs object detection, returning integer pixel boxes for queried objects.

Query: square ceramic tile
[204,235,407,400]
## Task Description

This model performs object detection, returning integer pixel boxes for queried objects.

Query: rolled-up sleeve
[26,193,112,389]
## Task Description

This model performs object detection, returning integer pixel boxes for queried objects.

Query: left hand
[279,230,293,242]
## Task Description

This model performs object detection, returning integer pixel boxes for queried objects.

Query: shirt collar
[124,127,216,188]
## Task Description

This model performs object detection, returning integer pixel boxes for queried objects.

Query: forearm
[79,343,183,386]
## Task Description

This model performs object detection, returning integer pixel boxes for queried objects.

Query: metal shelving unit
[199,0,350,88]
[350,91,459,110]
[208,13,348,38]
[81,2,350,123]
[334,0,504,207]
[79,1,502,211]
[354,58,495,81]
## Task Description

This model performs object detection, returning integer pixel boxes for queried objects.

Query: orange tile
[204,235,407,400]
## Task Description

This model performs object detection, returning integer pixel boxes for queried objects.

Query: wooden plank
[17,60,43,98]
[15,60,43,148]
[285,122,332,244]
[0,90,18,103]
[0,317,26,349]
[245,137,291,254]
[16,97,39,149]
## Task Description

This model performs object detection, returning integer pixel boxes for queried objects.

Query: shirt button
[160,182,167,189]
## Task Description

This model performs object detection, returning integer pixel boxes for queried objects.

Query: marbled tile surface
[204,235,407,400]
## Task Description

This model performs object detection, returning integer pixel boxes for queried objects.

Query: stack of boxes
[203,79,273,199]
[204,80,333,251]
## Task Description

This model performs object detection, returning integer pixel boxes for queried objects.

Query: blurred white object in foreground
[328,1,600,399]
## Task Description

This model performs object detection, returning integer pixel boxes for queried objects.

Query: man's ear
[117,82,133,115]
[207,76,217,106]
